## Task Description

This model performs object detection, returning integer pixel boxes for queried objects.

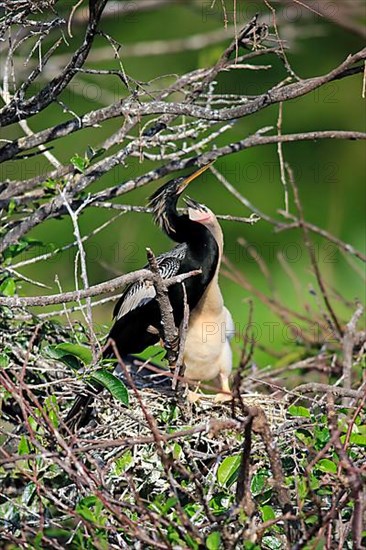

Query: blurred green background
[1,0,365,369]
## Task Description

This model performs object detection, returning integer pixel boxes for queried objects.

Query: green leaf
[71,153,88,173]
[262,535,282,549]
[75,495,107,528]
[209,492,232,514]
[44,343,92,367]
[260,504,276,522]
[295,429,312,445]
[172,442,182,460]
[18,435,30,455]
[297,476,308,500]
[217,454,241,486]
[91,369,129,406]
[340,434,366,446]
[44,395,59,428]
[114,451,133,475]
[22,482,36,506]
[309,474,320,490]
[3,242,28,261]
[206,531,221,550]
[162,497,178,515]
[76,498,97,523]
[44,178,57,190]
[288,405,311,418]
[251,472,267,495]
[28,416,38,432]
[0,353,9,368]
[183,533,199,550]
[55,343,92,364]
[134,345,167,366]
[0,278,16,296]
[78,495,98,508]
[7,199,16,215]
[316,459,337,474]
[305,514,319,526]
[33,531,43,549]
[3,238,44,262]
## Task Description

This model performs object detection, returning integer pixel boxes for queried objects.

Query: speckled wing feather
[113,243,188,320]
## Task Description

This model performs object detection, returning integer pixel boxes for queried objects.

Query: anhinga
[66,164,233,429]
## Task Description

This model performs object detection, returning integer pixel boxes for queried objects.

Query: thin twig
[60,189,99,358]
[286,164,343,339]
[172,283,189,391]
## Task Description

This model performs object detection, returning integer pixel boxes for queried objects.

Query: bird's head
[184,196,224,255]
[148,163,214,236]
[184,196,214,224]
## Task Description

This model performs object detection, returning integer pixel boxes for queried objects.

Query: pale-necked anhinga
[66,164,233,429]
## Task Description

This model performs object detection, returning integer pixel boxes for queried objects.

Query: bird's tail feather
[64,391,97,431]
[64,348,122,432]
[64,352,171,431]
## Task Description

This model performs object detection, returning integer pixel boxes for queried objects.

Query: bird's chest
[182,280,227,379]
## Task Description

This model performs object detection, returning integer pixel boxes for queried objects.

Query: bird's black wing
[65,246,187,431]
[113,243,188,320]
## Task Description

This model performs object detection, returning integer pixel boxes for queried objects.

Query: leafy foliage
[0,1,365,548]
[0,309,365,548]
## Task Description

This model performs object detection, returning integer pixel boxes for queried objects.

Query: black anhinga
[66,164,233,429]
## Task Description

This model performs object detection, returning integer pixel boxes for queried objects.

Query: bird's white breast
[183,277,233,382]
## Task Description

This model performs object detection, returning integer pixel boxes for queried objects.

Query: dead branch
[290,383,362,401]
[0,0,108,127]
[0,269,200,308]
[2,130,365,257]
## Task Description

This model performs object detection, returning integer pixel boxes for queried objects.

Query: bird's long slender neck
[161,194,184,242]
[150,187,207,246]
[149,188,182,241]
[191,220,224,314]
[149,183,220,286]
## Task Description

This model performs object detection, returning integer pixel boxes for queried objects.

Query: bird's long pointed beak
[177,161,214,193]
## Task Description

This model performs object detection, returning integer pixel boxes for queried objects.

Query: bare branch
[2,129,364,257]
[0,0,108,127]
[1,45,365,163]
[291,383,362,400]
[0,269,200,308]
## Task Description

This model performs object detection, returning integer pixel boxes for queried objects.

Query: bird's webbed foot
[187,382,202,403]
[213,391,232,403]
[214,373,232,402]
